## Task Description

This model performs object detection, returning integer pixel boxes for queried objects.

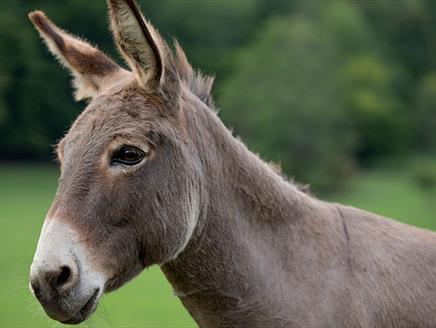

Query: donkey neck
[161,94,322,326]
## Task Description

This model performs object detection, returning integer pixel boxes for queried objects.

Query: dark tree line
[1,0,435,191]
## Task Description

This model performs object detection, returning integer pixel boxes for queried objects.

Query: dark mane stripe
[174,41,215,108]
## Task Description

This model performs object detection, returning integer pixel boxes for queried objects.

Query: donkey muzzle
[29,219,105,324]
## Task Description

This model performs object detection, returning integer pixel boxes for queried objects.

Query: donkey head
[28,0,208,324]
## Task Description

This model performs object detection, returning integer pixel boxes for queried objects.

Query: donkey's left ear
[107,0,179,100]
[28,11,122,101]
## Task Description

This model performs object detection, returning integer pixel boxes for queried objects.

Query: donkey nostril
[43,265,77,292]
[56,266,71,287]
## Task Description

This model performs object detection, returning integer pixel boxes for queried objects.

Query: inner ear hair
[107,0,180,98]
[107,0,163,87]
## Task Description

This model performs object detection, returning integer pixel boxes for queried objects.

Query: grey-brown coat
[28,1,436,327]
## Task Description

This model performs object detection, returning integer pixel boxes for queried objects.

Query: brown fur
[28,11,122,101]
[30,12,118,76]
[29,1,436,327]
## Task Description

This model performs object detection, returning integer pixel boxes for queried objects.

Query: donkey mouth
[61,289,100,325]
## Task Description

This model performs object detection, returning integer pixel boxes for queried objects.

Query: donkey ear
[107,0,179,96]
[28,11,121,101]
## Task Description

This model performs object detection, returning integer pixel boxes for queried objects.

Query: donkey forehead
[66,89,168,141]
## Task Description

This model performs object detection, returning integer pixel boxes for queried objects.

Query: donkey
[28,1,436,327]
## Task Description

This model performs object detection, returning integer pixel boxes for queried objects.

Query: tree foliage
[220,1,413,190]
[0,0,435,191]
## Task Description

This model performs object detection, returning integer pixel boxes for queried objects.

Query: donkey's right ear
[28,11,122,101]
[107,0,179,100]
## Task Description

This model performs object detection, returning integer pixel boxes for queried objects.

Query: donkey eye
[111,146,146,166]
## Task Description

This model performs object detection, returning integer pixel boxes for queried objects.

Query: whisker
[0,282,30,302]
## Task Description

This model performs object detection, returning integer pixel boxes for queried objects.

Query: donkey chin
[29,220,106,324]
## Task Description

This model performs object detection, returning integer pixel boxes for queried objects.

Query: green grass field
[0,158,435,327]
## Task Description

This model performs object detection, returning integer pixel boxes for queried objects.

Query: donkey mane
[174,42,215,108]
[176,47,311,193]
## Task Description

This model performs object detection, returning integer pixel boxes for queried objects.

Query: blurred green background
[1,0,436,327]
